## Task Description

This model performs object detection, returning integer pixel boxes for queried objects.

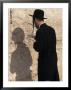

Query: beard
[34,22,39,29]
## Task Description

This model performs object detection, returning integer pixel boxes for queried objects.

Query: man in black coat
[30,9,59,81]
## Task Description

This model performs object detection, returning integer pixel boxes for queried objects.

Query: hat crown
[33,9,44,19]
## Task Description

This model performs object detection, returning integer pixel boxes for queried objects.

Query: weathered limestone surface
[8,8,62,81]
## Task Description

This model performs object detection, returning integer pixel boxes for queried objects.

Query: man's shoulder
[40,23,54,30]
[46,25,55,31]
[42,24,55,33]
[46,25,56,34]
[38,24,56,36]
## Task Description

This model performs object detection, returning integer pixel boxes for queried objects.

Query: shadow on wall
[10,27,32,81]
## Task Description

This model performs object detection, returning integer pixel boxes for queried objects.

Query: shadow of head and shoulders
[10,27,32,81]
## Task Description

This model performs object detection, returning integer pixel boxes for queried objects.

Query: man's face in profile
[34,18,39,29]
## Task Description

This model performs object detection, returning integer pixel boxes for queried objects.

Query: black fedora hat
[29,9,47,20]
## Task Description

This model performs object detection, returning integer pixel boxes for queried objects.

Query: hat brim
[29,14,47,19]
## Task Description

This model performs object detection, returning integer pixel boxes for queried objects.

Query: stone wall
[8,8,62,81]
